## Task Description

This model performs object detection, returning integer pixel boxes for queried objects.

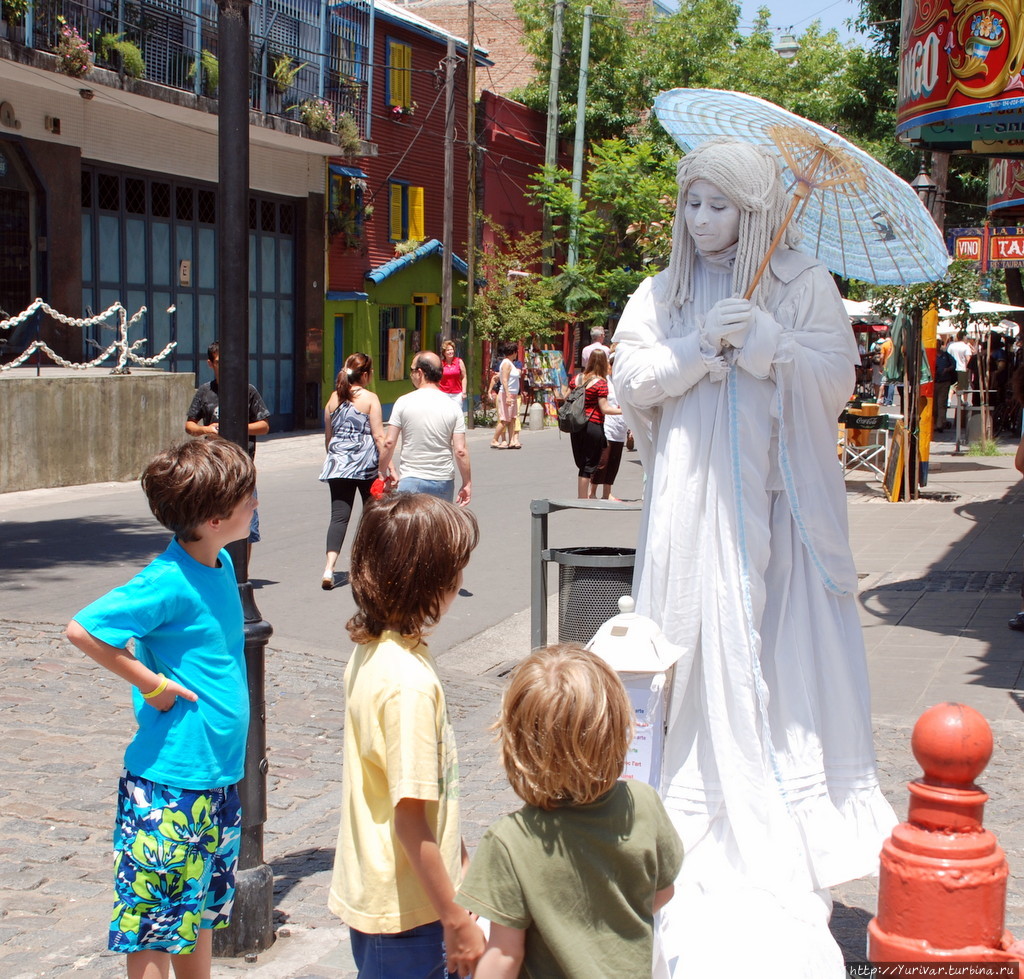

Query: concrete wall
[0,371,195,493]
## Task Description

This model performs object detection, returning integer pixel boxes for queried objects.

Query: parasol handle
[742,183,806,301]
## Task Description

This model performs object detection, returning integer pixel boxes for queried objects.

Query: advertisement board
[897,0,1024,153]
[989,157,1024,211]
[947,225,1024,269]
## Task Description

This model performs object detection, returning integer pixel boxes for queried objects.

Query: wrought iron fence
[27,0,368,139]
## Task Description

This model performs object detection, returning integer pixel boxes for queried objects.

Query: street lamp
[911,157,938,213]
[774,31,799,59]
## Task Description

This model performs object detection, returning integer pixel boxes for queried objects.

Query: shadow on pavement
[858,483,1024,705]
[270,845,335,909]
[830,901,873,962]
[0,515,164,581]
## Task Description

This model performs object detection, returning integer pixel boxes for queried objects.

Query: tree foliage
[530,140,677,324]
[504,0,994,326]
[473,219,566,344]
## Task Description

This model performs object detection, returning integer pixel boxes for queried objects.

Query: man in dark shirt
[186,341,270,556]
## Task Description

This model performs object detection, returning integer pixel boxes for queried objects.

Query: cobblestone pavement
[3,618,1022,978]
[4,431,1024,976]
[0,620,518,978]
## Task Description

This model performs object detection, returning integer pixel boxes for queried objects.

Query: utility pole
[441,37,456,342]
[466,0,477,428]
[565,4,592,369]
[567,5,592,271]
[213,0,274,956]
[542,0,565,276]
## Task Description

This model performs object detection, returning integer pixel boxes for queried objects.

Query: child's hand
[443,910,485,977]
[144,678,198,712]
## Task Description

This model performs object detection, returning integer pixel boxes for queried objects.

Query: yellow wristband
[142,674,168,700]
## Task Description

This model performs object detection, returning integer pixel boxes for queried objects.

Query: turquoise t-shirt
[73,538,248,790]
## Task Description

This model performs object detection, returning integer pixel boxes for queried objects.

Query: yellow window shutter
[390,184,404,239]
[399,45,412,106]
[408,186,424,240]
[388,40,402,105]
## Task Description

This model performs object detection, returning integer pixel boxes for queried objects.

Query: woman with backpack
[568,347,621,498]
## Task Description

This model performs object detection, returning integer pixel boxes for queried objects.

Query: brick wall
[406,0,536,97]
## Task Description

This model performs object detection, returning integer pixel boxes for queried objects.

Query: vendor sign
[989,157,1024,211]
[897,0,1024,153]
[947,225,1024,269]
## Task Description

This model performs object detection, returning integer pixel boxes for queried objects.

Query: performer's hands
[703,298,753,351]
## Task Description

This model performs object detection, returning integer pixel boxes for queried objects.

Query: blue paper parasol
[654,88,950,287]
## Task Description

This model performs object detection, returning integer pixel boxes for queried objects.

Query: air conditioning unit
[411,292,440,306]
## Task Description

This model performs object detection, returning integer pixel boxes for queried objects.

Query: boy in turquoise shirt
[67,436,256,979]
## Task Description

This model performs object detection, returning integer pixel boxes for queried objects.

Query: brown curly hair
[346,493,479,644]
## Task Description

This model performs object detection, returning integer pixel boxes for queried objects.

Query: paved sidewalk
[2,429,1023,976]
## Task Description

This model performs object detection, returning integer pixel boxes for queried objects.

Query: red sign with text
[898,0,1024,136]
[947,226,1024,269]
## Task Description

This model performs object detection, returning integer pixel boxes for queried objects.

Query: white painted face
[683,179,741,254]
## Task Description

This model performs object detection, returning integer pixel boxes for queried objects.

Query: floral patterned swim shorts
[108,770,241,954]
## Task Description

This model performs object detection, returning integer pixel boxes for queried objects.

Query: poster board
[387,328,405,381]
[529,349,569,420]
[884,418,906,502]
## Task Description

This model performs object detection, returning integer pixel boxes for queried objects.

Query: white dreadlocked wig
[666,138,803,310]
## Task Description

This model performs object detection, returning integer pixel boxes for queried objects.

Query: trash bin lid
[547,546,636,568]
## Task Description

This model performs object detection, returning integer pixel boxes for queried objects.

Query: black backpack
[557,382,588,434]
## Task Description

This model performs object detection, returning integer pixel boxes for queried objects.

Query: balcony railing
[23,0,369,140]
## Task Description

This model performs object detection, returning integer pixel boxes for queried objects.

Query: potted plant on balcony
[53,17,92,78]
[271,54,304,94]
[97,32,145,79]
[188,49,218,96]
[1,0,29,42]
[336,112,361,157]
[298,97,336,136]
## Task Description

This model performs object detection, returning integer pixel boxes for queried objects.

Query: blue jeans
[397,477,455,502]
[350,921,448,979]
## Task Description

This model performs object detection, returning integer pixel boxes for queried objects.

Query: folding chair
[839,410,899,479]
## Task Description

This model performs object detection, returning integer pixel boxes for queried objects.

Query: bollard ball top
[911,702,993,786]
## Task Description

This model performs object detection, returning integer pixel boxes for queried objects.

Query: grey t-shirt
[458,779,683,978]
[387,386,464,481]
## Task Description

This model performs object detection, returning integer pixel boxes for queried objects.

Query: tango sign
[948,226,1024,269]
[897,0,1024,152]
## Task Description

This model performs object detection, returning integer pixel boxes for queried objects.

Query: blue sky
[736,0,868,45]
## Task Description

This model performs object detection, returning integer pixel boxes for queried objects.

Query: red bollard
[868,702,1024,971]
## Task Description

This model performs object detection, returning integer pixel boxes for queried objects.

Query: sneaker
[1008,613,1024,632]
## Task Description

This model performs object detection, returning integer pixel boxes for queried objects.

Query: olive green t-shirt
[457,780,683,978]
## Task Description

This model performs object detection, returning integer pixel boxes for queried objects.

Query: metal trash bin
[548,546,636,644]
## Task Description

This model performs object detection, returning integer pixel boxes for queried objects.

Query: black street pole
[213,0,275,958]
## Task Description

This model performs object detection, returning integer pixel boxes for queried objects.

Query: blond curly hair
[498,644,634,810]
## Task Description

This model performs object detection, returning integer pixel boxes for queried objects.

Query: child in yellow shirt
[328,492,484,978]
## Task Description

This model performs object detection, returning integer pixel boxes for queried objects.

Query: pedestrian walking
[318,353,390,590]
[377,351,472,505]
[186,340,270,564]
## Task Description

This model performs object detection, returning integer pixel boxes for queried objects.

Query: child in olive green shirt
[458,645,683,978]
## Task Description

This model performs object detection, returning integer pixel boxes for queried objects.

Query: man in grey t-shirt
[378,350,472,505]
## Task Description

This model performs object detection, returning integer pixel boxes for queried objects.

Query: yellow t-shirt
[328,631,462,934]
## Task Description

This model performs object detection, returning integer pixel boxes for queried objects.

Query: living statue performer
[612,138,897,978]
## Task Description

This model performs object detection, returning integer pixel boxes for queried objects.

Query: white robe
[613,248,897,978]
